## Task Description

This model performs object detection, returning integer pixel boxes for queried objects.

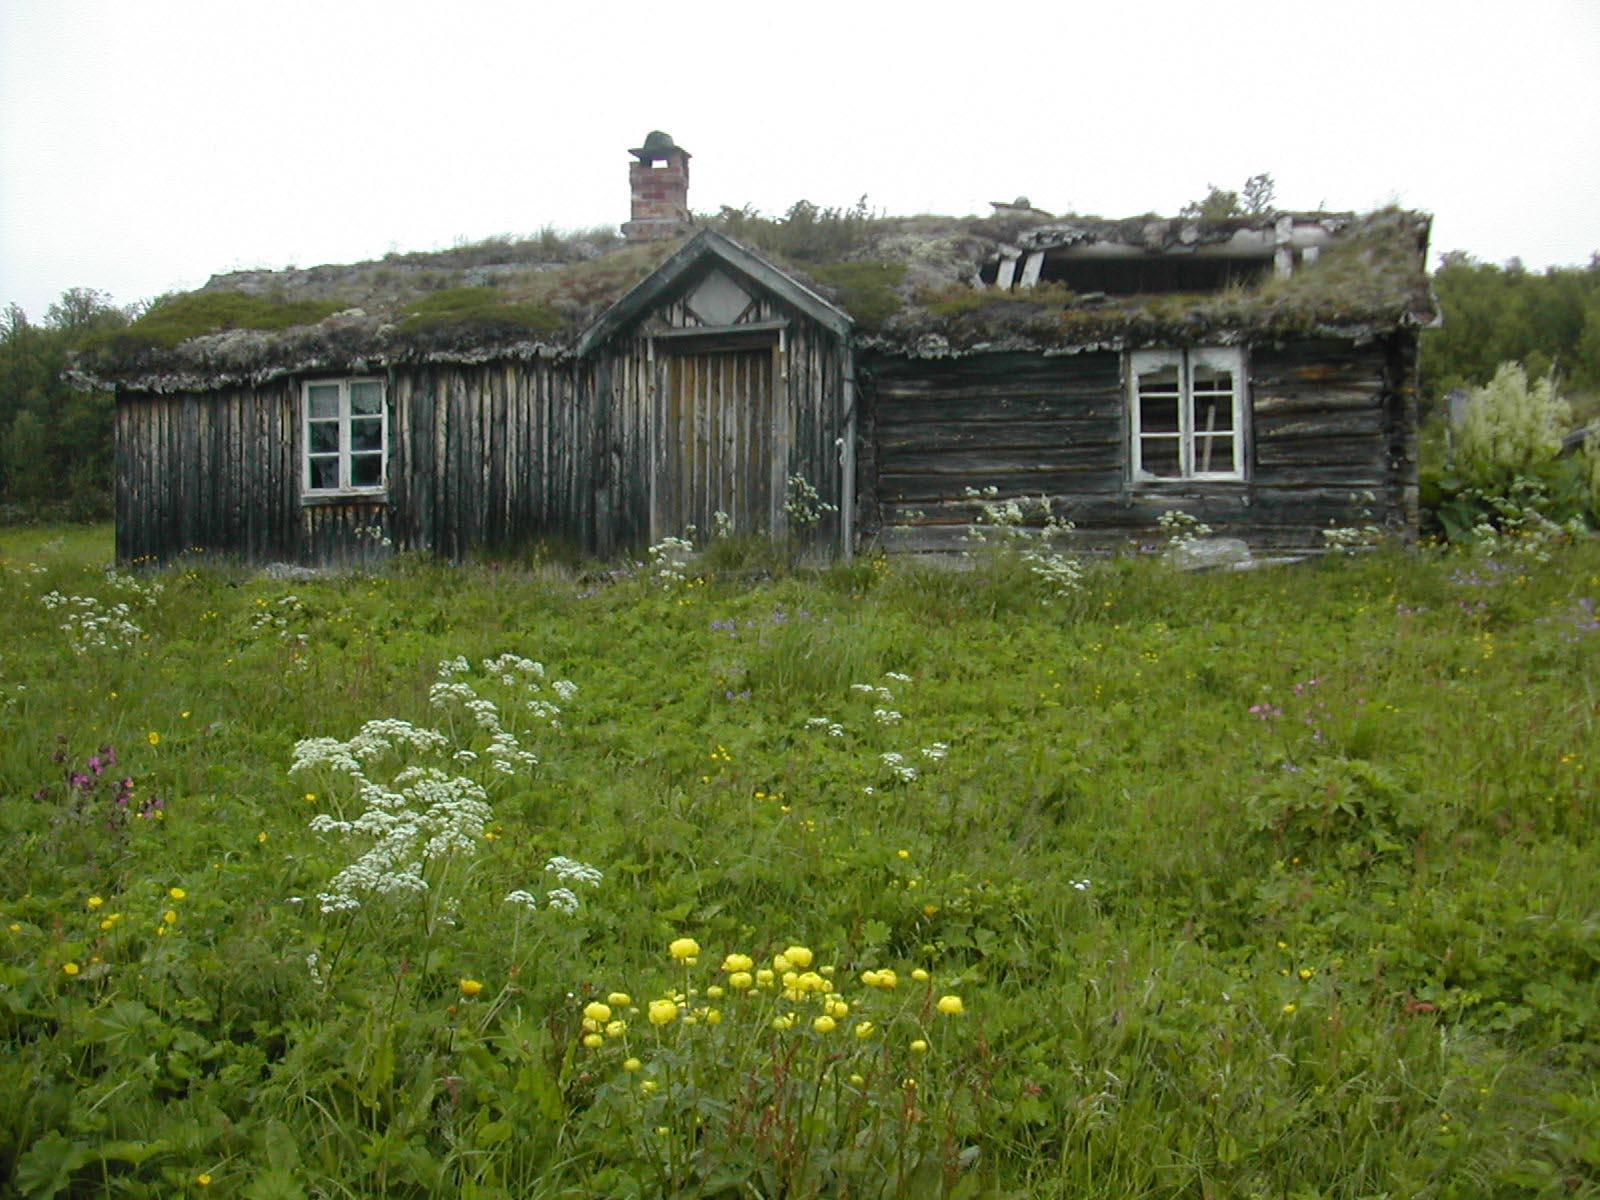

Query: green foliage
[115,292,345,347]
[1421,363,1595,543]
[0,293,125,520]
[1422,253,1600,409]
[803,261,907,331]
[399,287,562,336]
[2,527,1599,1196]
[712,198,879,264]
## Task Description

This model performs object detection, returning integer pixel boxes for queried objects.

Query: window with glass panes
[303,379,386,494]
[1128,348,1245,481]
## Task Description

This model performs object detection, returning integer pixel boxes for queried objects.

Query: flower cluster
[504,855,604,915]
[249,594,311,646]
[585,939,965,1050]
[296,651,575,913]
[646,536,695,586]
[41,591,143,653]
[963,487,1084,599]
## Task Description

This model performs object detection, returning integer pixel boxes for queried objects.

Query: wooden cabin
[83,133,1434,566]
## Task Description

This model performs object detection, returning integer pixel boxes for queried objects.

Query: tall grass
[1,525,1596,1197]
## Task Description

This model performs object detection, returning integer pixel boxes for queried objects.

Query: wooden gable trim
[574,229,853,357]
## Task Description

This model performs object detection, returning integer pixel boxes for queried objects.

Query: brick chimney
[622,131,691,242]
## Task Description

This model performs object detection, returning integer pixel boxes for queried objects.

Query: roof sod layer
[74,208,1432,393]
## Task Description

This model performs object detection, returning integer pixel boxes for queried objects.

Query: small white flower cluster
[353,523,394,548]
[808,672,949,789]
[805,716,847,737]
[880,751,918,784]
[41,591,144,653]
[1157,509,1213,548]
[963,488,1084,600]
[505,855,604,915]
[1321,523,1384,553]
[851,682,895,704]
[783,473,838,531]
[296,651,577,914]
[102,570,165,603]
[647,536,696,586]
[306,766,491,913]
[251,594,310,645]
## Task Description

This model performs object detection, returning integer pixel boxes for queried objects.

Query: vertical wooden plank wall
[116,383,300,564]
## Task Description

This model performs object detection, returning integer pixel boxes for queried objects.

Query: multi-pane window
[303,379,386,494]
[1129,348,1246,481]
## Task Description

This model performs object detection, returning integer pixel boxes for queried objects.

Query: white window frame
[302,377,387,498]
[1128,347,1246,482]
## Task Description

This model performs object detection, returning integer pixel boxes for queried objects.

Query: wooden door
[659,347,775,539]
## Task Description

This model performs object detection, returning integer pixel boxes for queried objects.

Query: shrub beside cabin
[82,133,1435,566]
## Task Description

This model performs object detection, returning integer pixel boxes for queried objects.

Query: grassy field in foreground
[1,524,1597,1199]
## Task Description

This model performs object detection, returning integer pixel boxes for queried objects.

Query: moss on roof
[77,207,1431,392]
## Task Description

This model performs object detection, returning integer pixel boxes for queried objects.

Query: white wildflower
[546,887,581,915]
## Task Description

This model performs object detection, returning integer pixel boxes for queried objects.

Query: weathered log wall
[859,335,1418,553]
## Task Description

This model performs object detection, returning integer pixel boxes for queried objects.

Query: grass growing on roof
[400,286,563,336]
[112,292,346,347]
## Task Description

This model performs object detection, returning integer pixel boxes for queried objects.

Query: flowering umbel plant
[294,653,578,914]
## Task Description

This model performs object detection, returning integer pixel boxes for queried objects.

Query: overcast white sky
[2,0,1597,322]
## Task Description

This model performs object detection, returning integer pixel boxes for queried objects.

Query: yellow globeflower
[826,998,849,1019]
[773,953,792,973]
[1282,1003,1298,1015]
[582,1033,604,1049]
[648,999,679,1026]
[608,992,633,1007]
[772,1013,797,1031]
[640,1079,658,1094]
[849,1073,865,1087]
[721,953,753,973]
[197,1174,212,1186]
[87,896,104,910]
[163,909,179,926]
[147,731,161,746]
[784,945,814,969]
[1298,968,1314,981]
[911,968,930,983]
[605,1020,627,1038]
[459,979,484,997]
[861,970,880,988]
[169,887,186,901]
[583,1001,613,1024]
[705,985,725,1000]
[728,971,753,991]
[813,1015,837,1034]
[755,968,775,987]
[937,995,964,1015]
[668,937,700,962]
[62,962,80,976]
[705,1008,722,1025]
[797,971,825,993]
[623,1057,642,1072]
[878,969,898,990]
[910,1038,929,1054]
[854,1021,875,1039]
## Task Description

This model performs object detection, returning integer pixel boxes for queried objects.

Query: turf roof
[76,208,1433,393]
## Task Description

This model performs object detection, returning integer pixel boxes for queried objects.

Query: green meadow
[1,525,1597,1198]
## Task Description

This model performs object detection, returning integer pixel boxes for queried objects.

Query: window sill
[1130,476,1247,487]
[300,491,390,508]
